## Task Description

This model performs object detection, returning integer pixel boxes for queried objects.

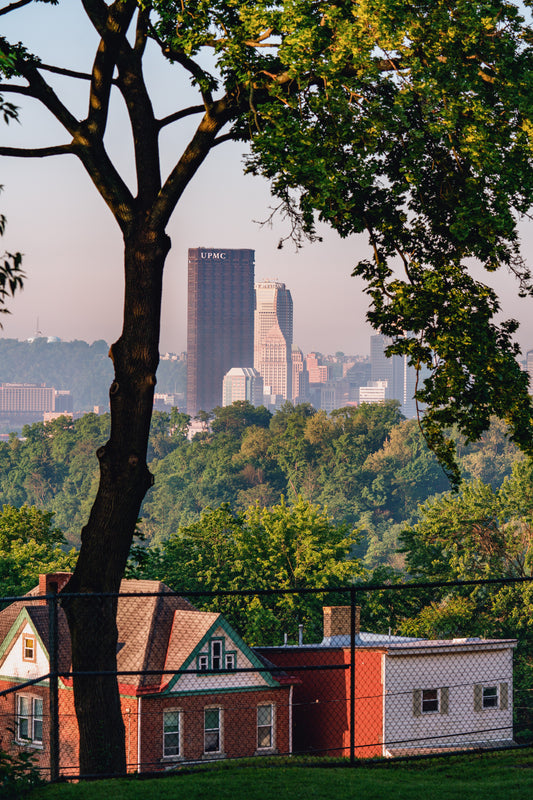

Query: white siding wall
[1,623,49,683]
[383,646,514,752]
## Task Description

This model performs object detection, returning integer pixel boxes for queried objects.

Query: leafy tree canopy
[241,0,533,484]
[132,497,363,644]
[0,504,76,598]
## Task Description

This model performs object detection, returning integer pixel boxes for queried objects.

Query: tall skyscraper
[369,334,418,417]
[291,346,309,403]
[187,248,255,415]
[254,280,293,401]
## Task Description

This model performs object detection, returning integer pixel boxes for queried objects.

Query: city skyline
[3,3,533,361]
[186,248,255,416]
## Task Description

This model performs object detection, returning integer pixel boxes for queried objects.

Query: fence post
[350,585,356,765]
[47,582,60,782]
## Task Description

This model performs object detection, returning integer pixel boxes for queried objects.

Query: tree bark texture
[63,226,170,776]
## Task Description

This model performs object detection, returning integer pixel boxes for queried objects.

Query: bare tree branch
[0,0,32,17]
[0,144,74,157]
[157,104,206,130]
[38,63,96,82]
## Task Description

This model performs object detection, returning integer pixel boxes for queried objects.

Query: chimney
[323,606,360,639]
[38,572,72,604]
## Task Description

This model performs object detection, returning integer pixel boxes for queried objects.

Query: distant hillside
[0,338,186,411]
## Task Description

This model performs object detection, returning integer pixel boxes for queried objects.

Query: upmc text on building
[199,250,228,259]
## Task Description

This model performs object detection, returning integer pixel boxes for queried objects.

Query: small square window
[483,686,498,708]
[198,654,209,671]
[22,635,35,662]
[422,689,439,713]
[225,653,236,670]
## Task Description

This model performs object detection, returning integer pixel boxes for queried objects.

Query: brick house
[0,573,294,775]
[256,606,516,758]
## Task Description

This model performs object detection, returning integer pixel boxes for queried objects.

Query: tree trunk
[62,224,170,776]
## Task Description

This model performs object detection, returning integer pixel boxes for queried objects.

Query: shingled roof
[0,575,196,692]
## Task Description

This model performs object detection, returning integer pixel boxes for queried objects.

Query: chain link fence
[0,574,531,779]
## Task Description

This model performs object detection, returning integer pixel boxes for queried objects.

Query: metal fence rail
[0,576,531,779]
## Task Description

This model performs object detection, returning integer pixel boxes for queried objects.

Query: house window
[474,683,508,711]
[257,704,274,750]
[204,707,222,754]
[225,652,235,671]
[422,689,439,713]
[16,695,43,745]
[163,709,181,758]
[211,640,222,670]
[22,635,36,662]
[483,686,498,708]
[198,654,209,671]
[413,687,449,717]
[196,637,237,672]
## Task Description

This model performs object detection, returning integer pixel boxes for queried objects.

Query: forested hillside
[2,402,532,725]
[0,338,186,411]
[0,402,521,565]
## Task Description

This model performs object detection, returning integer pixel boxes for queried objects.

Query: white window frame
[198,654,209,671]
[413,687,449,717]
[225,652,236,671]
[162,708,182,759]
[421,688,439,714]
[204,706,223,755]
[474,683,508,711]
[16,694,43,746]
[22,634,36,663]
[257,703,275,751]
[211,639,223,671]
[482,686,498,709]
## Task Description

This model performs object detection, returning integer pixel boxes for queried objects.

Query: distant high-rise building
[222,367,264,407]
[291,346,309,403]
[369,334,418,417]
[254,280,293,401]
[187,247,255,415]
[359,380,390,405]
[0,383,73,422]
[306,352,329,385]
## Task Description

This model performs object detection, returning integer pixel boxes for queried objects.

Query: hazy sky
[2,2,533,359]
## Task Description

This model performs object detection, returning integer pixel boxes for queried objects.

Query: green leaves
[141,497,363,644]
[242,1,533,479]
[0,504,76,598]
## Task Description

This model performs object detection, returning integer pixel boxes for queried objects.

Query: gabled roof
[161,611,284,694]
[0,578,194,693]
[114,579,194,691]
[163,609,220,679]
[0,578,291,695]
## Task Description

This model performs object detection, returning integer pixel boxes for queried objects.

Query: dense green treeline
[0,400,522,561]
[1,401,531,730]
[0,338,186,413]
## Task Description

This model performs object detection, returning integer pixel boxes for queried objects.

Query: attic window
[22,635,36,662]
[196,637,237,673]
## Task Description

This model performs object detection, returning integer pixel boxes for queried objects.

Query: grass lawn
[26,747,533,800]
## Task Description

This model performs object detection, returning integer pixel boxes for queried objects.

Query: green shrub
[0,747,44,799]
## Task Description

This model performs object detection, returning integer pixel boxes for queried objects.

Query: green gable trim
[0,608,49,665]
[166,615,280,693]
[0,674,50,687]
